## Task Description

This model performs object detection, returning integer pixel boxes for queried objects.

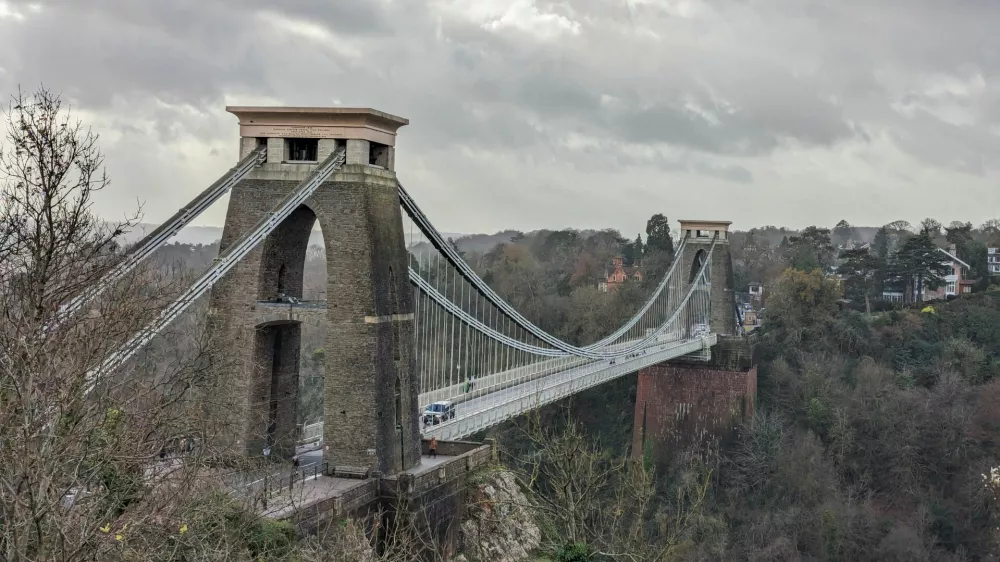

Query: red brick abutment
[632,335,758,467]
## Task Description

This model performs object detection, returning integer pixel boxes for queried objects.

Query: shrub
[555,542,593,562]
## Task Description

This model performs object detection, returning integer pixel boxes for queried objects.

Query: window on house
[285,138,318,162]
[696,230,711,238]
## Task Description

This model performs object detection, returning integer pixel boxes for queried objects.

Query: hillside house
[927,245,972,300]
[990,247,999,276]
[599,256,643,293]
[883,245,972,303]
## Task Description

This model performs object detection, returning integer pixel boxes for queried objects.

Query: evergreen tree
[832,219,857,246]
[788,226,836,273]
[888,232,951,304]
[644,214,674,256]
[837,247,882,314]
[945,221,974,256]
[872,226,891,259]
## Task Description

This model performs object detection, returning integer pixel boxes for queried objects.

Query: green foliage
[622,233,644,266]
[832,219,857,245]
[788,226,835,272]
[887,231,952,302]
[645,213,674,256]
[173,493,298,560]
[872,226,891,259]
[643,439,654,473]
[554,542,593,562]
[760,268,840,357]
[838,247,883,310]
[716,282,1000,560]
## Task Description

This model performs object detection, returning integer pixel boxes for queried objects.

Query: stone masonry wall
[631,362,756,464]
[382,443,493,560]
[248,324,301,458]
[205,164,420,474]
[677,235,737,336]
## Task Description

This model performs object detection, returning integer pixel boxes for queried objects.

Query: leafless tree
[499,406,711,561]
[0,86,237,560]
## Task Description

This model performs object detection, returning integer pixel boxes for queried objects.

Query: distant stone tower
[205,107,420,476]
[632,220,756,468]
[674,220,737,336]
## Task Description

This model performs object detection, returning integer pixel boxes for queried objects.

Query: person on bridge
[429,436,438,459]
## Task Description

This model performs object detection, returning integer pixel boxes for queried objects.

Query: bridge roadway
[264,299,716,442]
[297,331,715,444]
[418,327,688,407]
[422,331,716,440]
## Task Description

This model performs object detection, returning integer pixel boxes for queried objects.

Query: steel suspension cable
[399,180,690,355]
[85,149,346,392]
[407,238,718,359]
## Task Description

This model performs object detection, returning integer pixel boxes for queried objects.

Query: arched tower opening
[246,204,327,460]
[209,106,417,474]
[256,205,315,302]
[689,249,707,283]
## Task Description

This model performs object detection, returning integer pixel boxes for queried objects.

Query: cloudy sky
[0,0,998,236]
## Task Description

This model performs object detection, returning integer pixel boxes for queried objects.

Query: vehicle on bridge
[422,401,455,425]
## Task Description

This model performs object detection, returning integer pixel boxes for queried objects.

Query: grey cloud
[0,0,998,233]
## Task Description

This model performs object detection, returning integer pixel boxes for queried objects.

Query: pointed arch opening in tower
[690,249,707,284]
[251,204,327,460]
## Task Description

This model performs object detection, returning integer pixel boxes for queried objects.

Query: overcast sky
[0,0,998,236]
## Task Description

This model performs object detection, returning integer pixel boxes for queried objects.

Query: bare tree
[500,406,711,561]
[0,86,234,560]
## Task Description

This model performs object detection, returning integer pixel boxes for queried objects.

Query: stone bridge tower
[205,107,421,476]
[632,220,757,467]
[674,220,737,336]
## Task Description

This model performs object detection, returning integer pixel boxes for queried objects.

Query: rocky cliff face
[456,470,540,562]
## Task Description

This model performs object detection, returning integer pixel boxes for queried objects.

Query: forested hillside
[144,216,1000,560]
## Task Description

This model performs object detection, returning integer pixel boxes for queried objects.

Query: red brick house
[598,257,643,292]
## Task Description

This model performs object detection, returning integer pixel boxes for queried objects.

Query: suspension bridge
[64,107,742,479]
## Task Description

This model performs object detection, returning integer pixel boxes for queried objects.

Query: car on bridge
[422,401,455,426]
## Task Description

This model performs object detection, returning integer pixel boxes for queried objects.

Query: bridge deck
[422,333,715,440]
[258,474,370,520]
[257,453,458,520]
[299,333,715,443]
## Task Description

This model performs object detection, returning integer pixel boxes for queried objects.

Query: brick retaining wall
[632,362,756,465]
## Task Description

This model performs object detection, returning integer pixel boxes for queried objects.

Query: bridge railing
[299,421,323,445]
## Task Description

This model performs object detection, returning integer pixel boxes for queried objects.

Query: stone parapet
[671,335,757,370]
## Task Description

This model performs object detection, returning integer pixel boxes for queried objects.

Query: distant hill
[122,223,467,249]
[731,225,882,247]
[125,221,888,258]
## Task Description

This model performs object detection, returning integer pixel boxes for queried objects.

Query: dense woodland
[6,87,1000,560]
[143,215,1000,561]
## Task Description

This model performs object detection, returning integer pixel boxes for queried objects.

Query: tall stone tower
[205,107,421,476]
[631,219,756,468]
[674,220,737,336]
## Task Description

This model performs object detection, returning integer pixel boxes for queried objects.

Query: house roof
[937,247,971,269]
[606,261,643,281]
